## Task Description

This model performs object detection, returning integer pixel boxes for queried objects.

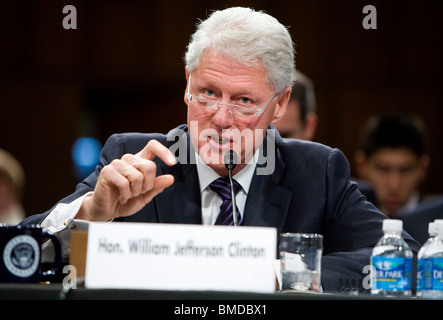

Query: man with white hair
[22,7,420,293]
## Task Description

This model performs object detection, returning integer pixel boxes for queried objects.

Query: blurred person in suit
[0,149,26,225]
[21,7,420,293]
[354,113,430,218]
[273,72,379,208]
[398,196,443,244]
[273,70,318,140]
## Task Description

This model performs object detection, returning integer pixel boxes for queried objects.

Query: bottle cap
[382,219,403,232]
[429,222,437,235]
[434,219,443,237]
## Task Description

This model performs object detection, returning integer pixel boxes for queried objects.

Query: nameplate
[85,222,277,293]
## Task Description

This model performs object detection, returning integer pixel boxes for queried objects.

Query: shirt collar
[196,149,259,194]
[402,191,420,212]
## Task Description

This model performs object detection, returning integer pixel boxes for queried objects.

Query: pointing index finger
[136,140,177,166]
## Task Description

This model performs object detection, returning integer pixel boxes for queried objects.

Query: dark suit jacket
[22,124,421,293]
[354,178,378,208]
[398,196,443,245]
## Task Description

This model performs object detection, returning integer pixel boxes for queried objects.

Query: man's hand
[77,140,176,221]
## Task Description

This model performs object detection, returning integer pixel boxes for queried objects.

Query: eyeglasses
[186,74,277,117]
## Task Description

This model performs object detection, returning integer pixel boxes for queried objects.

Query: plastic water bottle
[371,219,413,296]
[417,222,437,297]
[418,219,443,299]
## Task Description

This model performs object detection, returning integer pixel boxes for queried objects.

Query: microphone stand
[228,167,238,226]
[224,150,238,226]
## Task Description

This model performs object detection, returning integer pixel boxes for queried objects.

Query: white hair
[184,7,295,93]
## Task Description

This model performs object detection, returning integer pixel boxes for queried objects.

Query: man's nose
[211,104,234,128]
[386,172,402,190]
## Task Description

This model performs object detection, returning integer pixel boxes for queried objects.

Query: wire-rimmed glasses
[186,74,277,117]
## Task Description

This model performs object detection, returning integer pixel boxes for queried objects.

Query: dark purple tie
[209,177,242,225]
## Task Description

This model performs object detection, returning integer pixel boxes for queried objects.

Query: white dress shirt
[196,151,258,225]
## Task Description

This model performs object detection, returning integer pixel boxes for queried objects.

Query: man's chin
[200,155,224,167]
[381,202,403,217]
[204,160,229,175]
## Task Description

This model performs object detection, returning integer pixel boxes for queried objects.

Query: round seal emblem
[3,235,40,278]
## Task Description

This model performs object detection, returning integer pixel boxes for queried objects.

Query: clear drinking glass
[279,233,323,292]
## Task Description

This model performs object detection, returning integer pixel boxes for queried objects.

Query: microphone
[224,150,239,226]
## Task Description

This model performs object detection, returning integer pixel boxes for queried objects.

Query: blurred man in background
[354,113,430,218]
[0,149,26,225]
[273,70,317,140]
[398,196,443,244]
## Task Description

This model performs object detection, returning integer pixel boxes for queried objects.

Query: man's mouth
[210,135,231,145]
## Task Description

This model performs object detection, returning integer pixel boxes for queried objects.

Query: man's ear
[271,87,291,123]
[303,113,318,141]
[184,67,190,105]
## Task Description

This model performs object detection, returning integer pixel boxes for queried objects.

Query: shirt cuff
[41,192,93,262]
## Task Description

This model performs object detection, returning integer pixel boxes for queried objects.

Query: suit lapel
[242,158,292,234]
[155,164,202,224]
[154,128,202,224]
[243,129,292,234]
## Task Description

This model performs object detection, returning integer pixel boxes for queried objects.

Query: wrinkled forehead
[190,49,274,91]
